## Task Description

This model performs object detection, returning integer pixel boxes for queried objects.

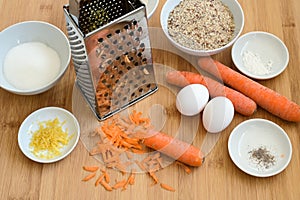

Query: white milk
[3,42,61,90]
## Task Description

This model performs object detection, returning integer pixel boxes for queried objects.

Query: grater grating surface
[64,0,157,121]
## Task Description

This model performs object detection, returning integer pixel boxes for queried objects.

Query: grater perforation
[63,0,157,121]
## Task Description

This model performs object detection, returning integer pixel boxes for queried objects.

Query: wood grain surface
[1,0,300,199]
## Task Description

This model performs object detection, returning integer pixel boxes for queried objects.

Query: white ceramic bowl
[18,107,80,163]
[228,119,292,177]
[231,31,289,80]
[142,0,159,19]
[0,21,71,95]
[160,0,244,56]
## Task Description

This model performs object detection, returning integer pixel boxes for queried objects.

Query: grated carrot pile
[88,111,153,173]
[82,110,194,192]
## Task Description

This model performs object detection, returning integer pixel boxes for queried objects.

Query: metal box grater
[63,0,158,121]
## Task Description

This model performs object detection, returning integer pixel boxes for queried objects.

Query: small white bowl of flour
[231,31,289,80]
[0,21,71,95]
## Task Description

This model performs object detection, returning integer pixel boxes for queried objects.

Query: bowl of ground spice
[228,119,292,177]
[160,0,244,56]
[231,31,289,80]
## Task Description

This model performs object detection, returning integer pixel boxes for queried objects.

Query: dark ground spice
[248,146,276,170]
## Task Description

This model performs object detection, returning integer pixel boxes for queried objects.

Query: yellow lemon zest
[29,118,74,159]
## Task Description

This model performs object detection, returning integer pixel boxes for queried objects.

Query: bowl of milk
[0,21,71,95]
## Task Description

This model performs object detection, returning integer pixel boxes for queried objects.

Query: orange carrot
[131,148,146,154]
[125,151,133,159]
[128,173,135,185]
[135,160,147,171]
[149,171,159,184]
[115,163,127,174]
[166,70,257,116]
[83,166,99,172]
[95,174,105,186]
[142,131,204,167]
[122,171,135,190]
[129,110,151,127]
[112,179,127,189]
[198,57,300,122]
[176,161,192,174]
[100,180,113,191]
[160,183,175,192]
[101,169,111,183]
[142,155,152,164]
[100,118,144,151]
[82,172,96,181]
[156,157,164,168]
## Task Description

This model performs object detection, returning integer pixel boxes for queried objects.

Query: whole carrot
[166,70,257,116]
[198,57,300,122]
[142,131,204,167]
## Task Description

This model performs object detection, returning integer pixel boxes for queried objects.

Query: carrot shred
[148,163,160,173]
[115,163,127,174]
[83,166,99,172]
[128,174,135,185]
[176,161,192,174]
[125,151,133,159]
[160,183,175,192]
[150,152,161,160]
[156,157,164,168]
[131,148,146,154]
[129,170,136,185]
[135,160,147,172]
[112,179,127,189]
[106,162,117,169]
[122,170,135,190]
[129,110,151,127]
[82,172,96,182]
[100,180,113,191]
[101,169,110,183]
[99,114,144,153]
[149,172,159,184]
[95,174,105,186]
[142,155,152,164]
[89,148,102,156]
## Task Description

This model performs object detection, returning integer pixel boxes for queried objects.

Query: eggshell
[176,84,209,116]
[202,97,234,133]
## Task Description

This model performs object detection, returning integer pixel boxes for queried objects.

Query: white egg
[202,97,234,133]
[176,84,209,116]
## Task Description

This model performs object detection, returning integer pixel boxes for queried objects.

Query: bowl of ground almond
[160,0,244,56]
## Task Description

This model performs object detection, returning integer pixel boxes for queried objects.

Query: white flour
[242,51,273,75]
